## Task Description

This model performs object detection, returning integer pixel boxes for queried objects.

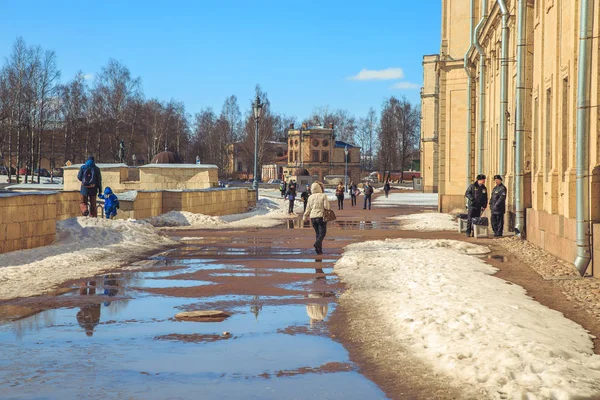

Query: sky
[0,0,442,121]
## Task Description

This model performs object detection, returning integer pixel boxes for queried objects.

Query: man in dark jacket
[287,180,297,214]
[77,155,102,217]
[489,174,507,237]
[363,182,374,210]
[464,174,488,237]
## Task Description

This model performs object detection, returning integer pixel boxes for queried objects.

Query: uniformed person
[489,175,507,237]
[464,174,488,237]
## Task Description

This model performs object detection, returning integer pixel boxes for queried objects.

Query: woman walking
[349,181,358,207]
[335,182,345,210]
[303,181,331,255]
[384,181,391,198]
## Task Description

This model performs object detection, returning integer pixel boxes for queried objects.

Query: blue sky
[0,0,441,120]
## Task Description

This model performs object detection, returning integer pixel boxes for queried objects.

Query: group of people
[465,174,507,238]
[77,155,120,219]
[334,181,375,210]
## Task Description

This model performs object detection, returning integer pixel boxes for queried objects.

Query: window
[237,162,242,172]
[321,151,329,163]
[346,152,351,163]
[312,151,320,162]
[545,88,552,181]
[294,151,298,162]
[561,77,569,180]
[322,139,329,147]
[312,139,320,147]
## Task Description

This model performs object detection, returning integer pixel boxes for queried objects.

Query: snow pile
[335,239,600,398]
[391,212,458,231]
[146,211,225,227]
[372,193,438,207]
[146,197,297,230]
[0,218,176,300]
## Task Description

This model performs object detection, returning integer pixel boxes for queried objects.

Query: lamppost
[344,145,349,192]
[252,93,263,202]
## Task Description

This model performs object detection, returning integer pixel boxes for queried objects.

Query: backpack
[81,166,96,187]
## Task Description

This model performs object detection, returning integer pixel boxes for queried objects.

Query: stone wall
[64,163,219,192]
[0,187,254,254]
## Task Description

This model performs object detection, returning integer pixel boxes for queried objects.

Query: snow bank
[372,193,438,207]
[391,212,458,231]
[335,239,600,398]
[0,218,175,300]
[146,197,297,230]
[146,211,225,228]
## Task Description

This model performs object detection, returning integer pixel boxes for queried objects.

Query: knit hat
[493,175,503,181]
[476,174,486,181]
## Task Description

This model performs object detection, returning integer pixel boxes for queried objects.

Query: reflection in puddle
[0,241,385,399]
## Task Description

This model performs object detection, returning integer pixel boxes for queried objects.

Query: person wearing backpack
[98,187,120,219]
[77,155,102,217]
[280,181,287,198]
[300,184,311,213]
[286,180,297,214]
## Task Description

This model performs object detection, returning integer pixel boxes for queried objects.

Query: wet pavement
[0,198,441,399]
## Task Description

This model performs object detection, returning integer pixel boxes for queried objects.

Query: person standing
[363,182,374,210]
[464,174,488,237]
[301,184,311,213]
[384,181,391,198]
[303,181,331,255]
[335,182,345,210]
[489,175,507,237]
[349,181,358,207]
[77,155,102,217]
[280,181,287,198]
[287,180,297,214]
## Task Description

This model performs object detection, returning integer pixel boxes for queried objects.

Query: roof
[334,141,358,149]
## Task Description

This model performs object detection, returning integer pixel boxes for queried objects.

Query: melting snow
[391,212,458,231]
[335,239,600,398]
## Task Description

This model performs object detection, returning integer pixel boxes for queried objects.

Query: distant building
[282,124,361,184]
[227,141,287,180]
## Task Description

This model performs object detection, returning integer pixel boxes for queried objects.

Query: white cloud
[391,82,421,90]
[83,73,94,81]
[349,68,404,81]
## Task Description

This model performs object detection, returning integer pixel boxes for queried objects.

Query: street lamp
[252,93,263,202]
[344,145,349,192]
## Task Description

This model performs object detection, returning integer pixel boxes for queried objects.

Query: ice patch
[390,213,458,231]
[335,239,600,398]
[0,218,175,300]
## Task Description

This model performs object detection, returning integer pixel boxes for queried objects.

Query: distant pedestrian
[464,174,488,237]
[77,155,102,218]
[280,181,287,198]
[384,181,391,198]
[303,181,331,255]
[301,184,311,213]
[286,180,297,214]
[98,187,120,219]
[349,181,358,207]
[490,175,507,237]
[335,182,345,210]
[363,182,374,210]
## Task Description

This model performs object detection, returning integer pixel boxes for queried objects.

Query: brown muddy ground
[2,192,600,399]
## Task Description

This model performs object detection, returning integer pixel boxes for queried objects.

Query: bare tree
[356,107,377,170]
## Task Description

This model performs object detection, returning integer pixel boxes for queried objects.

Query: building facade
[422,0,600,276]
[227,141,287,180]
[282,125,361,184]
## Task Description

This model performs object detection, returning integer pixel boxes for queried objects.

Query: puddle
[0,243,385,399]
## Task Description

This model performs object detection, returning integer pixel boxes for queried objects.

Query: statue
[118,140,126,164]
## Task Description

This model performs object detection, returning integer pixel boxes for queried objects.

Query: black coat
[465,182,488,210]
[489,183,507,214]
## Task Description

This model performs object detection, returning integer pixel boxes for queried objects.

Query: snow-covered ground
[0,176,63,185]
[0,218,175,300]
[145,196,299,230]
[391,212,458,231]
[335,239,600,398]
[372,193,438,207]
